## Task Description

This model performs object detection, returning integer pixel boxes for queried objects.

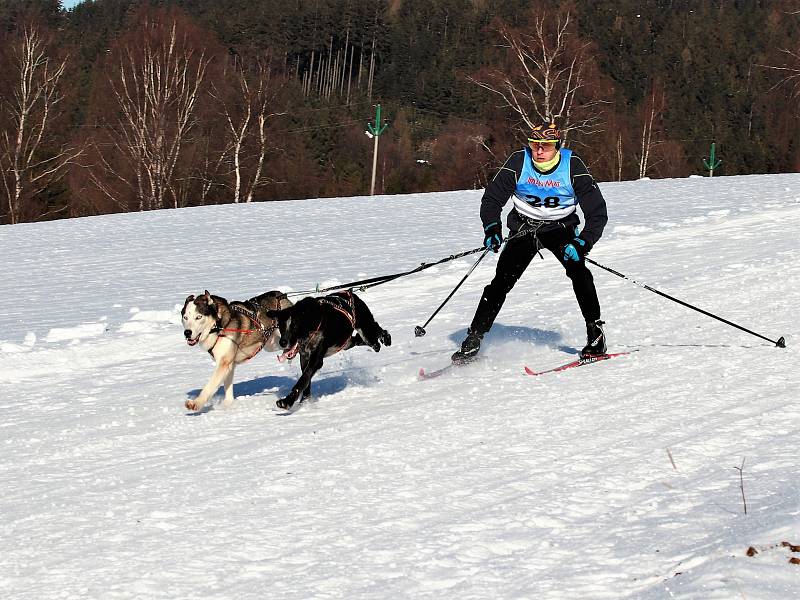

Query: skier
[452,122,609,364]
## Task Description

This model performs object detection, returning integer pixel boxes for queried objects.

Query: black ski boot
[580,319,606,358]
[451,329,483,364]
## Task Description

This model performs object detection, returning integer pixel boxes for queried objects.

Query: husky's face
[181,291,217,347]
[268,303,307,362]
[269,298,323,362]
[271,307,299,361]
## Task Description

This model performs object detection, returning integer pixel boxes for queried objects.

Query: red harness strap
[206,297,283,362]
[207,327,262,362]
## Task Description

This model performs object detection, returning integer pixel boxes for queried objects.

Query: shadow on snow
[451,323,577,355]
[185,373,351,415]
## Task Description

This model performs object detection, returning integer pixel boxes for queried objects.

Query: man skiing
[452,122,609,364]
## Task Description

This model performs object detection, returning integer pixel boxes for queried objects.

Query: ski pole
[415,248,490,337]
[585,257,786,348]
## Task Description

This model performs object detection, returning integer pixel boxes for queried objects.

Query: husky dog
[267,290,391,409]
[181,290,292,411]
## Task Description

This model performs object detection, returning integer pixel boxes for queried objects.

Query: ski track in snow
[1,174,798,599]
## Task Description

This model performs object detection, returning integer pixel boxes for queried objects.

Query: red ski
[524,351,636,376]
[418,364,455,380]
[419,357,481,380]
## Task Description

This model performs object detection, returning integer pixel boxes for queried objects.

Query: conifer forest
[1,0,798,223]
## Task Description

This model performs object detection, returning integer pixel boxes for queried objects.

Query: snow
[1,174,798,599]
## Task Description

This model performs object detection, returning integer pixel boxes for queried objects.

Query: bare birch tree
[213,57,285,203]
[755,7,800,102]
[637,83,666,179]
[0,26,81,224]
[760,46,800,100]
[89,19,210,211]
[467,11,605,141]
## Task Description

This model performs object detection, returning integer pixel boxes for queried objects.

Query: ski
[421,351,635,380]
[419,357,480,380]
[523,350,636,376]
[418,364,454,380]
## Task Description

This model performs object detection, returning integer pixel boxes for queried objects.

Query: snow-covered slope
[1,174,798,599]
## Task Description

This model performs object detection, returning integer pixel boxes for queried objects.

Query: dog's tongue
[277,343,299,363]
[186,338,199,347]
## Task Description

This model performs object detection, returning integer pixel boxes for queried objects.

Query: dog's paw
[185,398,204,411]
[276,395,296,410]
[379,329,392,347]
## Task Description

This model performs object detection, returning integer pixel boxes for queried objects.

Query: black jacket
[479,149,608,250]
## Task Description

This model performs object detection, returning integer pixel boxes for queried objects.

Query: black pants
[469,225,601,335]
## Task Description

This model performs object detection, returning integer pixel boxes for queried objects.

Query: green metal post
[703,142,722,177]
[367,104,389,195]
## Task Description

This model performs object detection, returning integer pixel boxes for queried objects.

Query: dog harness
[207,294,287,362]
[317,291,357,329]
[317,290,359,354]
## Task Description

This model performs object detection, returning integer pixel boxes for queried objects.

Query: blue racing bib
[512,148,577,221]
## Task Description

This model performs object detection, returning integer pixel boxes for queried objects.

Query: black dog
[267,290,391,409]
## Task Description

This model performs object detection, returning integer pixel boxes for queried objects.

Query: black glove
[562,236,588,262]
[483,221,503,252]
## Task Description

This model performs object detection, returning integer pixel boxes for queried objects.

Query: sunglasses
[528,141,558,151]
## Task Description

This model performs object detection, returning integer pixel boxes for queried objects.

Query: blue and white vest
[512,148,577,221]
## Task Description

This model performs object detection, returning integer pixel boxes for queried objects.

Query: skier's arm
[571,155,607,250]
[479,151,524,229]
